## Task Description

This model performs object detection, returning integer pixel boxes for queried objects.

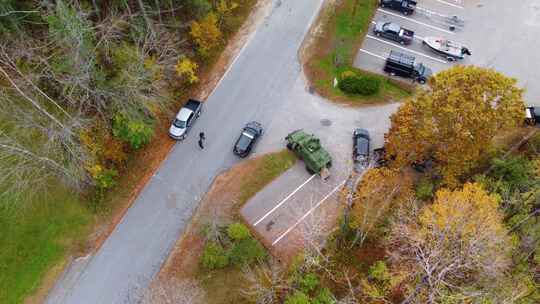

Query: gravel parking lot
[355,0,540,105]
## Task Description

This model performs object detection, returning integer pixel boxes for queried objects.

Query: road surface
[46,0,325,303]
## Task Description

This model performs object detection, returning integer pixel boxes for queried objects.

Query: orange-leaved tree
[350,168,413,246]
[385,65,525,186]
[190,12,222,56]
[389,183,513,303]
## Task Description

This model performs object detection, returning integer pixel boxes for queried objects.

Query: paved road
[355,0,540,105]
[46,1,325,303]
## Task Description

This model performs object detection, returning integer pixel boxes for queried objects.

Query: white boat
[422,36,471,61]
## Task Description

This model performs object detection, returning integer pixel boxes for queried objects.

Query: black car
[525,107,540,125]
[353,129,370,164]
[380,0,417,15]
[233,121,263,157]
[384,51,432,84]
[373,22,414,45]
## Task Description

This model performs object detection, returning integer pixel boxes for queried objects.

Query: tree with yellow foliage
[190,12,222,56]
[216,0,239,29]
[350,168,413,246]
[175,57,199,84]
[389,183,513,303]
[385,66,525,186]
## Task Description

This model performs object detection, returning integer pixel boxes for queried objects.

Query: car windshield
[173,119,186,128]
[236,132,254,150]
[415,64,425,75]
[383,23,400,33]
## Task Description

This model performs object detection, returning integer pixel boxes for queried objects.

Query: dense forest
[0,0,250,202]
[0,1,254,302]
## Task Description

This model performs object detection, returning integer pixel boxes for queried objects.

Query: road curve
[46,1,324,303]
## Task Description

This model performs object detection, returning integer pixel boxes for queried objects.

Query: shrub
[227,222,251,241]
[298,273,319,293]
[112,113,154,150]
[368,261,390,282]
[415,178,435,201]
[88,164,118,190]
[229,238,266,266]
[284,291,310,304]
[201,242,229,269]
[187,0,212,17]
[490,156,532,192]
[338,75,381,96]
[340,70,356,79]
[312,288,336,304]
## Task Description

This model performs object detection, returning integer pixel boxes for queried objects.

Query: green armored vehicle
[285,130,332,178]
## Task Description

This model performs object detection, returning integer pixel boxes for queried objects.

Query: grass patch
[238,150,297,206]
[305,0,412,104]
[0,191,92,304]
[198,266,250,304]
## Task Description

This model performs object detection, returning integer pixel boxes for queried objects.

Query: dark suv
[233,121,263,157]
[384,51,432,84]
[380,0,417,15]
[353,129,370,164]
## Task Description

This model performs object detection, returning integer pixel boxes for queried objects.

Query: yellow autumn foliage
[351,168,413,231]
[420,183,507,245]
[175,57,199,84]
[385,66,525,186]
[190,12,222,55]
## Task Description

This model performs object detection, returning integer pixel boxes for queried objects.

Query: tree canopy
[385,65,525,186]
[390,183,514,303]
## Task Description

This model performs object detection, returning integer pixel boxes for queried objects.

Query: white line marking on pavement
[366,34,447,64]
[377,9,455,34]
[272,180,346,246]
[433,0,464,9]
[253,174,317,226]
[359,48,386,60]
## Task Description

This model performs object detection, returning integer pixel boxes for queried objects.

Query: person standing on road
[198,132,205,150]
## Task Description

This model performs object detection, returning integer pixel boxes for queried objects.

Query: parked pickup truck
[380,0,417,15]
[169,99,203,140]
[373,22,414,45]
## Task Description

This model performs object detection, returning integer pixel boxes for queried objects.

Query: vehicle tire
[390,72,396,76]
[286,142,293,150]
[418,78,426,84]
[399,40,405,45]
[327,161,332,169]
[447,56,455,62]
[306,165,316,175]
[403,11,410,15]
